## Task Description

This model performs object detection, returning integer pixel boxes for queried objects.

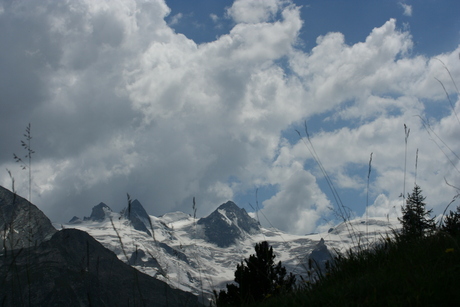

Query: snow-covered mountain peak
[63,198,401,300]
[88,202,112,221]
[121,199,153,236]
[197,201,261,247]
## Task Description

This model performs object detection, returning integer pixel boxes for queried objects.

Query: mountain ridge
[0,185,56,252]
[0,185,202,306]
[0,185,401,303]
[64,197,400,299]
[197,200,261,247]
[0,228,202,306]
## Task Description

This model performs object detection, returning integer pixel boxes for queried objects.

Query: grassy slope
[254,231,460,306]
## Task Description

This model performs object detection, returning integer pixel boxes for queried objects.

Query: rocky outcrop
[86,202,112,221]
[122,199,153,236]
[197,201,260,247]
[308,238,333,272]
[0,185,56,252]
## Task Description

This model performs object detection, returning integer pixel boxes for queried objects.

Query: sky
[1,0,459,235]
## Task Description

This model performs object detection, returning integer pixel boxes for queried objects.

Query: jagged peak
[197,201,260,247]
[217,200,240,211]
[0,185,57,251]
[121,199,152,236]
[86,202,112,222]
[68,216,82,224]
[122,199,148,218]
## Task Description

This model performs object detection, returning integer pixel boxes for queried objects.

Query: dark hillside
[0,228,202,306]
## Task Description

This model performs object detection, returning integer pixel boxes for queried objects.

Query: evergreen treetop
[215,241,295,306]
[399,184,435,238]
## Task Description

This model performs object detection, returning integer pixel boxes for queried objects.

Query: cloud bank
[1,0,459,235]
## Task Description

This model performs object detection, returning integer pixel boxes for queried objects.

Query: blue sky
[165,0,460,55]
[1,0,459,234]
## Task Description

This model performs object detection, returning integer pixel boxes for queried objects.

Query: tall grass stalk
[366,152,373,240]
[418,115,460,174]
[402,124,410,207]
[12,123,35,307]
[193,197,205,302]
[13,123,34,204]
[434,58,460,125]
[414,148,419,185]
[2,170,17,255]
[248,191,313,278]
[296,121,359,247]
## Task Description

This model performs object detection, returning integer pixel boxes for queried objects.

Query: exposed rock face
[197,201,260,247]
[87,202,112,221]
[0,229,202,307]
[0,185,56,252]
[308,238,333,272]
[122,199,153,236]
[69,202,112,224]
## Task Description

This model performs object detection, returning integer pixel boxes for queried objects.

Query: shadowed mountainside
[0,186,56,252]
[0,228,202,306]
[0,185,202,307]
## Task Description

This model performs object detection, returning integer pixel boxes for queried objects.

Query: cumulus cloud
[210,13,219,23]
[1,0,459,235]
[226,0,284,24]
[169,12,183,25]
[399,3,412,17]
[261,154,331,234]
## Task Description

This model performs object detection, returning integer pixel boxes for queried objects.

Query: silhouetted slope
[0,185,56,252]
[0,228,202,306]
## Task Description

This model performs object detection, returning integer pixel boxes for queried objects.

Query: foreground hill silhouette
[0,186,201,306]
[250,231,460,306]
[0,185,56,251]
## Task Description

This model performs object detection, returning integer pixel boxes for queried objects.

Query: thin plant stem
[415,149,419,185]
[296,121,358,247]
[366,152,373,240]
[418,115,460,173]
[403,124,410,206]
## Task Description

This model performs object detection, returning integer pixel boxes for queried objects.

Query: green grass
[251,231,460,307]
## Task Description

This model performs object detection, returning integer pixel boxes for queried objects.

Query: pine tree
[442,205,460,235]
[398,184,435,238]
[215,241,295,306]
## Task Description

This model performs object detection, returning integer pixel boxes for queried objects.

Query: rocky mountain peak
[197,201,260,247]
[0,185,56,252]
[308,238,333,272]
[122,199,153,236]
[88,202,112,221]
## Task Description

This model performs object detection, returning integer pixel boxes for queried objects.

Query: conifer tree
[399,184,435,238]
[215,241,295,306]
[442,205,460,235]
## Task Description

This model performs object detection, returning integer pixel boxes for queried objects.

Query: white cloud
[169,13,183,26]
[226,0,285,24]
[399,3,413,17]
[364,194,401,219]
[261,162,330,234]
[210,13,219,23]
[1,0,459,235]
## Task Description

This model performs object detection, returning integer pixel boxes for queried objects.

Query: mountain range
[0,186,202,306]
[0,185,399,305]
[65,197,400,300]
